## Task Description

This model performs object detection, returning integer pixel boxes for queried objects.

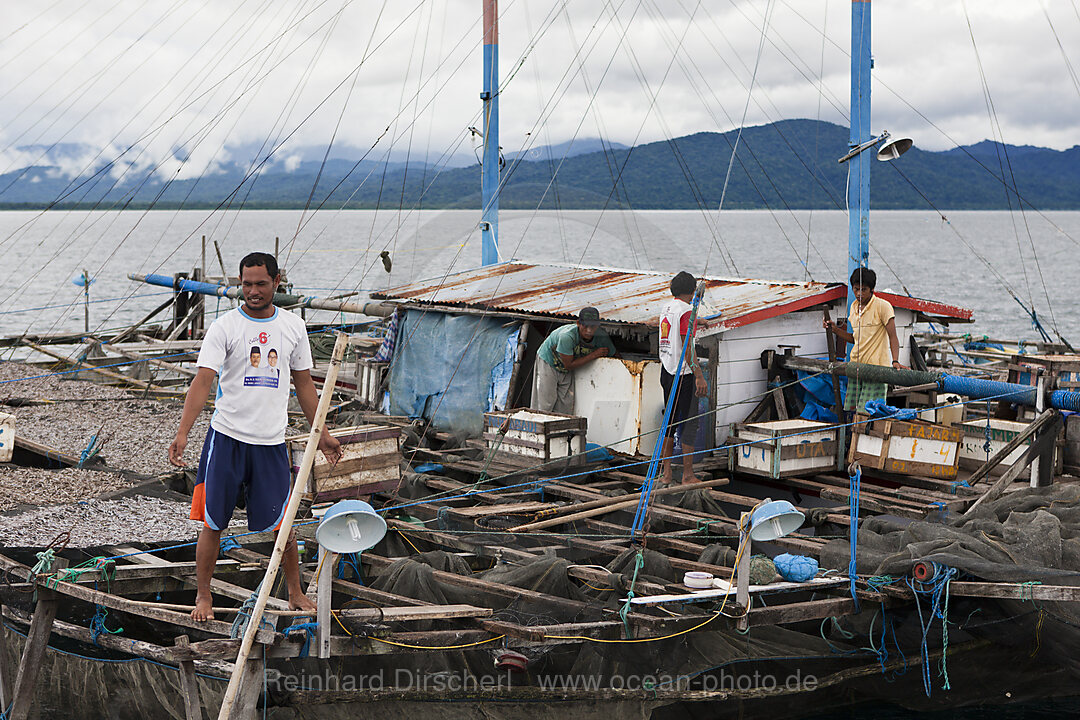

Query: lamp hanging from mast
[838,130,913,164]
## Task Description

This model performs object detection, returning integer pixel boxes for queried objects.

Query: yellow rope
[717,501,764,617]
[330,610,506,650]
[579,581,616,592]
[369,634,506,650]
[543,611,720,643]
[395,528,424,555]
[1030,608,1045,657]
[312,547,330,583]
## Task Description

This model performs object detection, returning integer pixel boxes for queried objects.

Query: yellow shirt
[849,294,894,366]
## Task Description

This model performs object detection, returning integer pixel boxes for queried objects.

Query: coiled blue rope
[287,622,319,658]
[90,604,123,645]
[230,583,275,639]
[219,536,242,555]
[337,552,363,584]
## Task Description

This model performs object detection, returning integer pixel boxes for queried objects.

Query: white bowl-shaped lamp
[748,500,805,542]
[315,500,387,554]
[877,137,913,162]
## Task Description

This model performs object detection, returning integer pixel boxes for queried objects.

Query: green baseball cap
[578,306,601,327]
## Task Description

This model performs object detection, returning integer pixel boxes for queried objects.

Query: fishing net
[818,483,1080,682]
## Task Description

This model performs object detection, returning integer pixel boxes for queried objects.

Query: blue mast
[847,0,871,313]
[481,0,500,266]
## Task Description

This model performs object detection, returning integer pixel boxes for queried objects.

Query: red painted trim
[713,286,846,330]
[875,291,972,320]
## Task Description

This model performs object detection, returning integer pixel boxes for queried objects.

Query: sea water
[1,208,1077,343]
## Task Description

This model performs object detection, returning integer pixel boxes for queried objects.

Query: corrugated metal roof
[371,262,853,328]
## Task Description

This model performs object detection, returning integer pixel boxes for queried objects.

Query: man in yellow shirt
[823,268,903,412]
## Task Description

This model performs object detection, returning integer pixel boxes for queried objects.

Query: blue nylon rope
[0,291,174,316]
[848,464,861,612]
[629,287,703,539]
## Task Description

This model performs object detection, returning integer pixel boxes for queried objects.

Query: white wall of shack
[557,303,917,455]
[713,306,915,444]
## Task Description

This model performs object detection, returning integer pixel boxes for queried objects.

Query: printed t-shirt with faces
[196,306,313,445]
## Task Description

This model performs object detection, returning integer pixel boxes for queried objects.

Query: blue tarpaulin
[796,370,845,424]
[387,310,522,436]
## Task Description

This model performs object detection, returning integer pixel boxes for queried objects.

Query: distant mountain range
[2,120,1078,210]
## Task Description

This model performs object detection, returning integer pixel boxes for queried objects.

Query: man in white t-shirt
[658,271,708,485]
[168,252,342,622]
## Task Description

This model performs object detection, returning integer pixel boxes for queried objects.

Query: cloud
[283,154,303,173]
[0,0,1077,188]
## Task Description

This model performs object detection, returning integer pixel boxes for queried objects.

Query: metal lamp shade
[748,500,805,542]
[315,500,387,553]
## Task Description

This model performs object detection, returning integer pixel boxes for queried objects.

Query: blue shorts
[190,427,291,532]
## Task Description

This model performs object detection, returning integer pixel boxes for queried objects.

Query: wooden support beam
[386,494,736,577]
[175,636,204,720]
[109,546,291,623]
[12,435,82,468]
[360,552,619,624]
[546,480,825,555]
[167,298,205,342]
[0,605,12,711]
[224,546,433,609]
[228,654,265,720]
[949,581,1080,602]
[747,596,857,627]
[386,521,674,595]
[964,412,1064,516]
[10,558,67,720]
[507,478,730,532]
[967,409,1059,486]
[338,605,493,622]
[15,556,278,644]
[173,629,506,662]
[0,605,233,679]
[476,619,623,642]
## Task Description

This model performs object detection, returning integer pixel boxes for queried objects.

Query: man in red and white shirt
[658,271,708,485]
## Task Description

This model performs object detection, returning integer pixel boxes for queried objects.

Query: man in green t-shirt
[532,307,617,414]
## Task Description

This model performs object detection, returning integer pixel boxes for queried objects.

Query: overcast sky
[1,0,1078,179]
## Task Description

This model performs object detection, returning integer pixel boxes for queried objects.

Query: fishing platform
[2,261,1080,720]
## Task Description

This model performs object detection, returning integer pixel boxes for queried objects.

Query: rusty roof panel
[369,263,852,327]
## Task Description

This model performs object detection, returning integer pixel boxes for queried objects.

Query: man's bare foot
[681,475,702,485]
[289,593,317,615]
[192,595,215,622]
[658,470,673,487]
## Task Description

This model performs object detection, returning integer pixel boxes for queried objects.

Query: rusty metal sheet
[370,263,968,327]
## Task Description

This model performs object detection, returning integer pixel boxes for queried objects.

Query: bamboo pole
[507,478,729,533]
[216,331,348,720]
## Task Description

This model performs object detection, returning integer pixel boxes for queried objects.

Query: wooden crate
[483,409,587,467]
[959,418,1063,479]
[0,412,13,463]
[848,416,961,479]
[1008,355,1080,390]
[728,419,837,479]
[288,424,400,502]
[354,359,389,408]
